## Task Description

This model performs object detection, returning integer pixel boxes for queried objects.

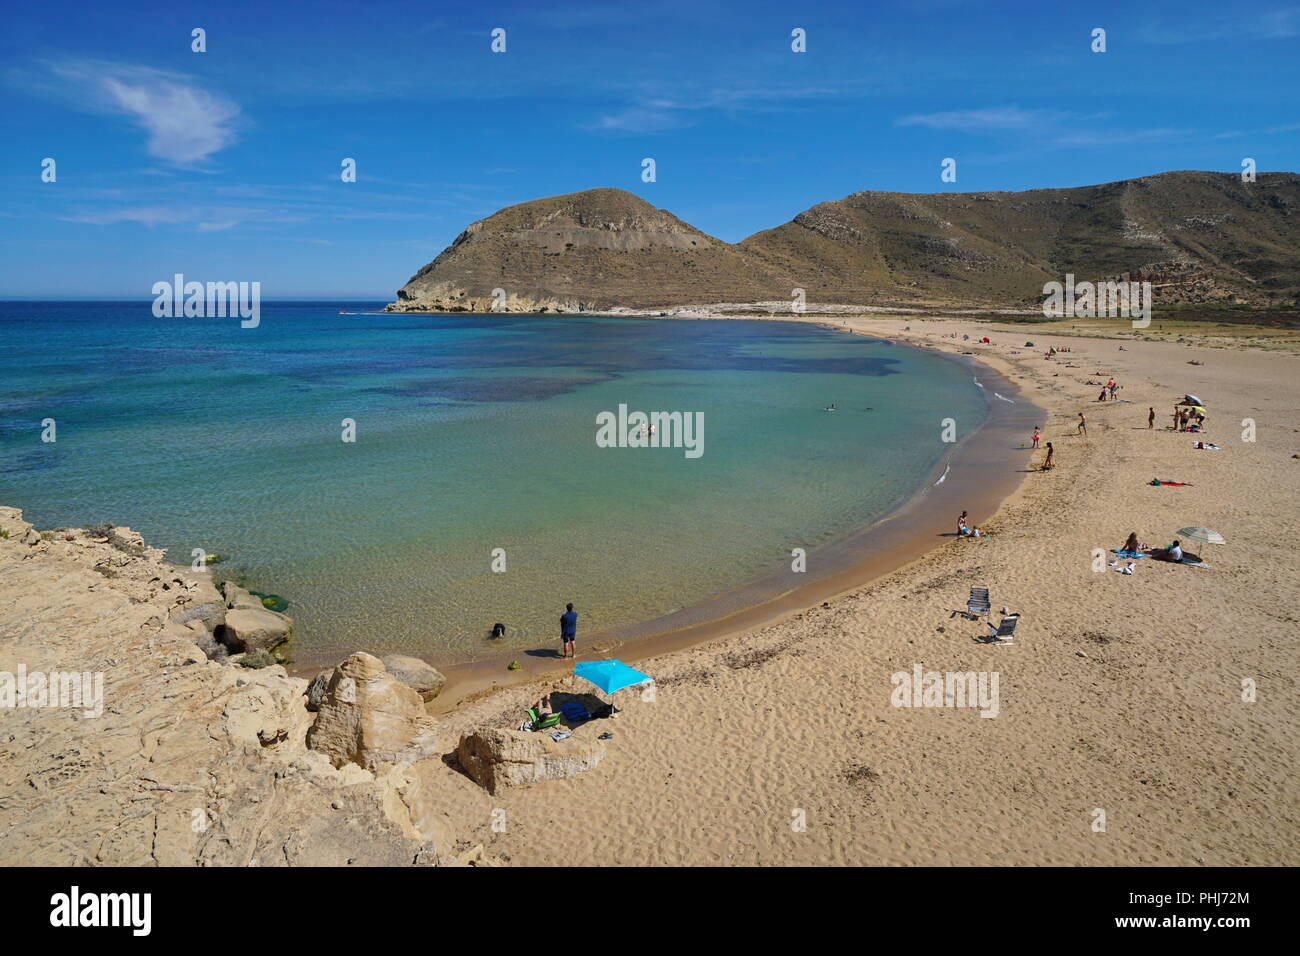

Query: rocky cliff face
[387,172,1300,312]
[0,507,480,866]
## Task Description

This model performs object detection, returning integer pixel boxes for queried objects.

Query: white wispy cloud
[588,102,689,133]
[896,106,1071,132]
[1138,6,1300,44]
[42,60,241,166]
[587,85,859,134]
[65,204,297,231]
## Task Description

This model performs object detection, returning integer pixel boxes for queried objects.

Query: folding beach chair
[967,587,991,618]
[526,708,561,731]
[985,615,1020,645]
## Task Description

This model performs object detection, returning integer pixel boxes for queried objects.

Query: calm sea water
[0,302,985,661]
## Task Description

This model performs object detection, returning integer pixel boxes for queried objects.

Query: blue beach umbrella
[574,659,653,696]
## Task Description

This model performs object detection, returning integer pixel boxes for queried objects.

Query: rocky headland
[0,506,607,866]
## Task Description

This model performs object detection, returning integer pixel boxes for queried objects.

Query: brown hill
[386,172,1300,313]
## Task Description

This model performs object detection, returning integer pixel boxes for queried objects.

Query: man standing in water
[560,603,578,659]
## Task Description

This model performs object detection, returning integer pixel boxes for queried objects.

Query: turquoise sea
[0,302,986,662]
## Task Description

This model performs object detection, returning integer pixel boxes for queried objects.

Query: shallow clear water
[0,302,985,661]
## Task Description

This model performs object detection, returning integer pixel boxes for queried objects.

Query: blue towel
[1111,550,1147,558]
[560,701,591,722]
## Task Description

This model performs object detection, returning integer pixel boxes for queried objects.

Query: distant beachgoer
[560,603,578,659]
[1172,406,1181,430]
[1168,540,1183,562]
[1122,532,1147,553]
[957,510,969,536]
[1148,407,1155,429]
[1042,442,1054,470]
[1031,427,1041,449]
[1077,413,1087,436]
[1098,388,1108,402]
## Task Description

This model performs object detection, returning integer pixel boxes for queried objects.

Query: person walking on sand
[559,603,578,659]
[1077,413,1087,436]
[1041,442,1054,470]
[1148,407,1155,429]
[1031,427,1041,449]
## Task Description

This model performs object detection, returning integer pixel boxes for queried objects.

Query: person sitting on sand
[957,510,969,536]
[1151,539,1185,562]
[1121,532,1147,553]
[535,694,553,717]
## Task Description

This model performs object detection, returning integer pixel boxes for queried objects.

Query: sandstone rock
[218,606,293,652]
[0,508,454,866]
[381,654,446,700]
[174,573,225,623]
[455,727,606,794]
[0,506,34,539]
[221,581,266,611]
[306,652,441,772]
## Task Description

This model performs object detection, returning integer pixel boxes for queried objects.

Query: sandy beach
[425,314,1299,866]
[3,314,1296,868]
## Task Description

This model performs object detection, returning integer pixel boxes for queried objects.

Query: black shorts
[562,634,576,643]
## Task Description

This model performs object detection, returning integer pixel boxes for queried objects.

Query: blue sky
[2,0,1297,298]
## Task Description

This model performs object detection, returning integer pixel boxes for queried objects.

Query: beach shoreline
[426,311,1298,865]
[6,310,1295,866]
[414,335,1042,711]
